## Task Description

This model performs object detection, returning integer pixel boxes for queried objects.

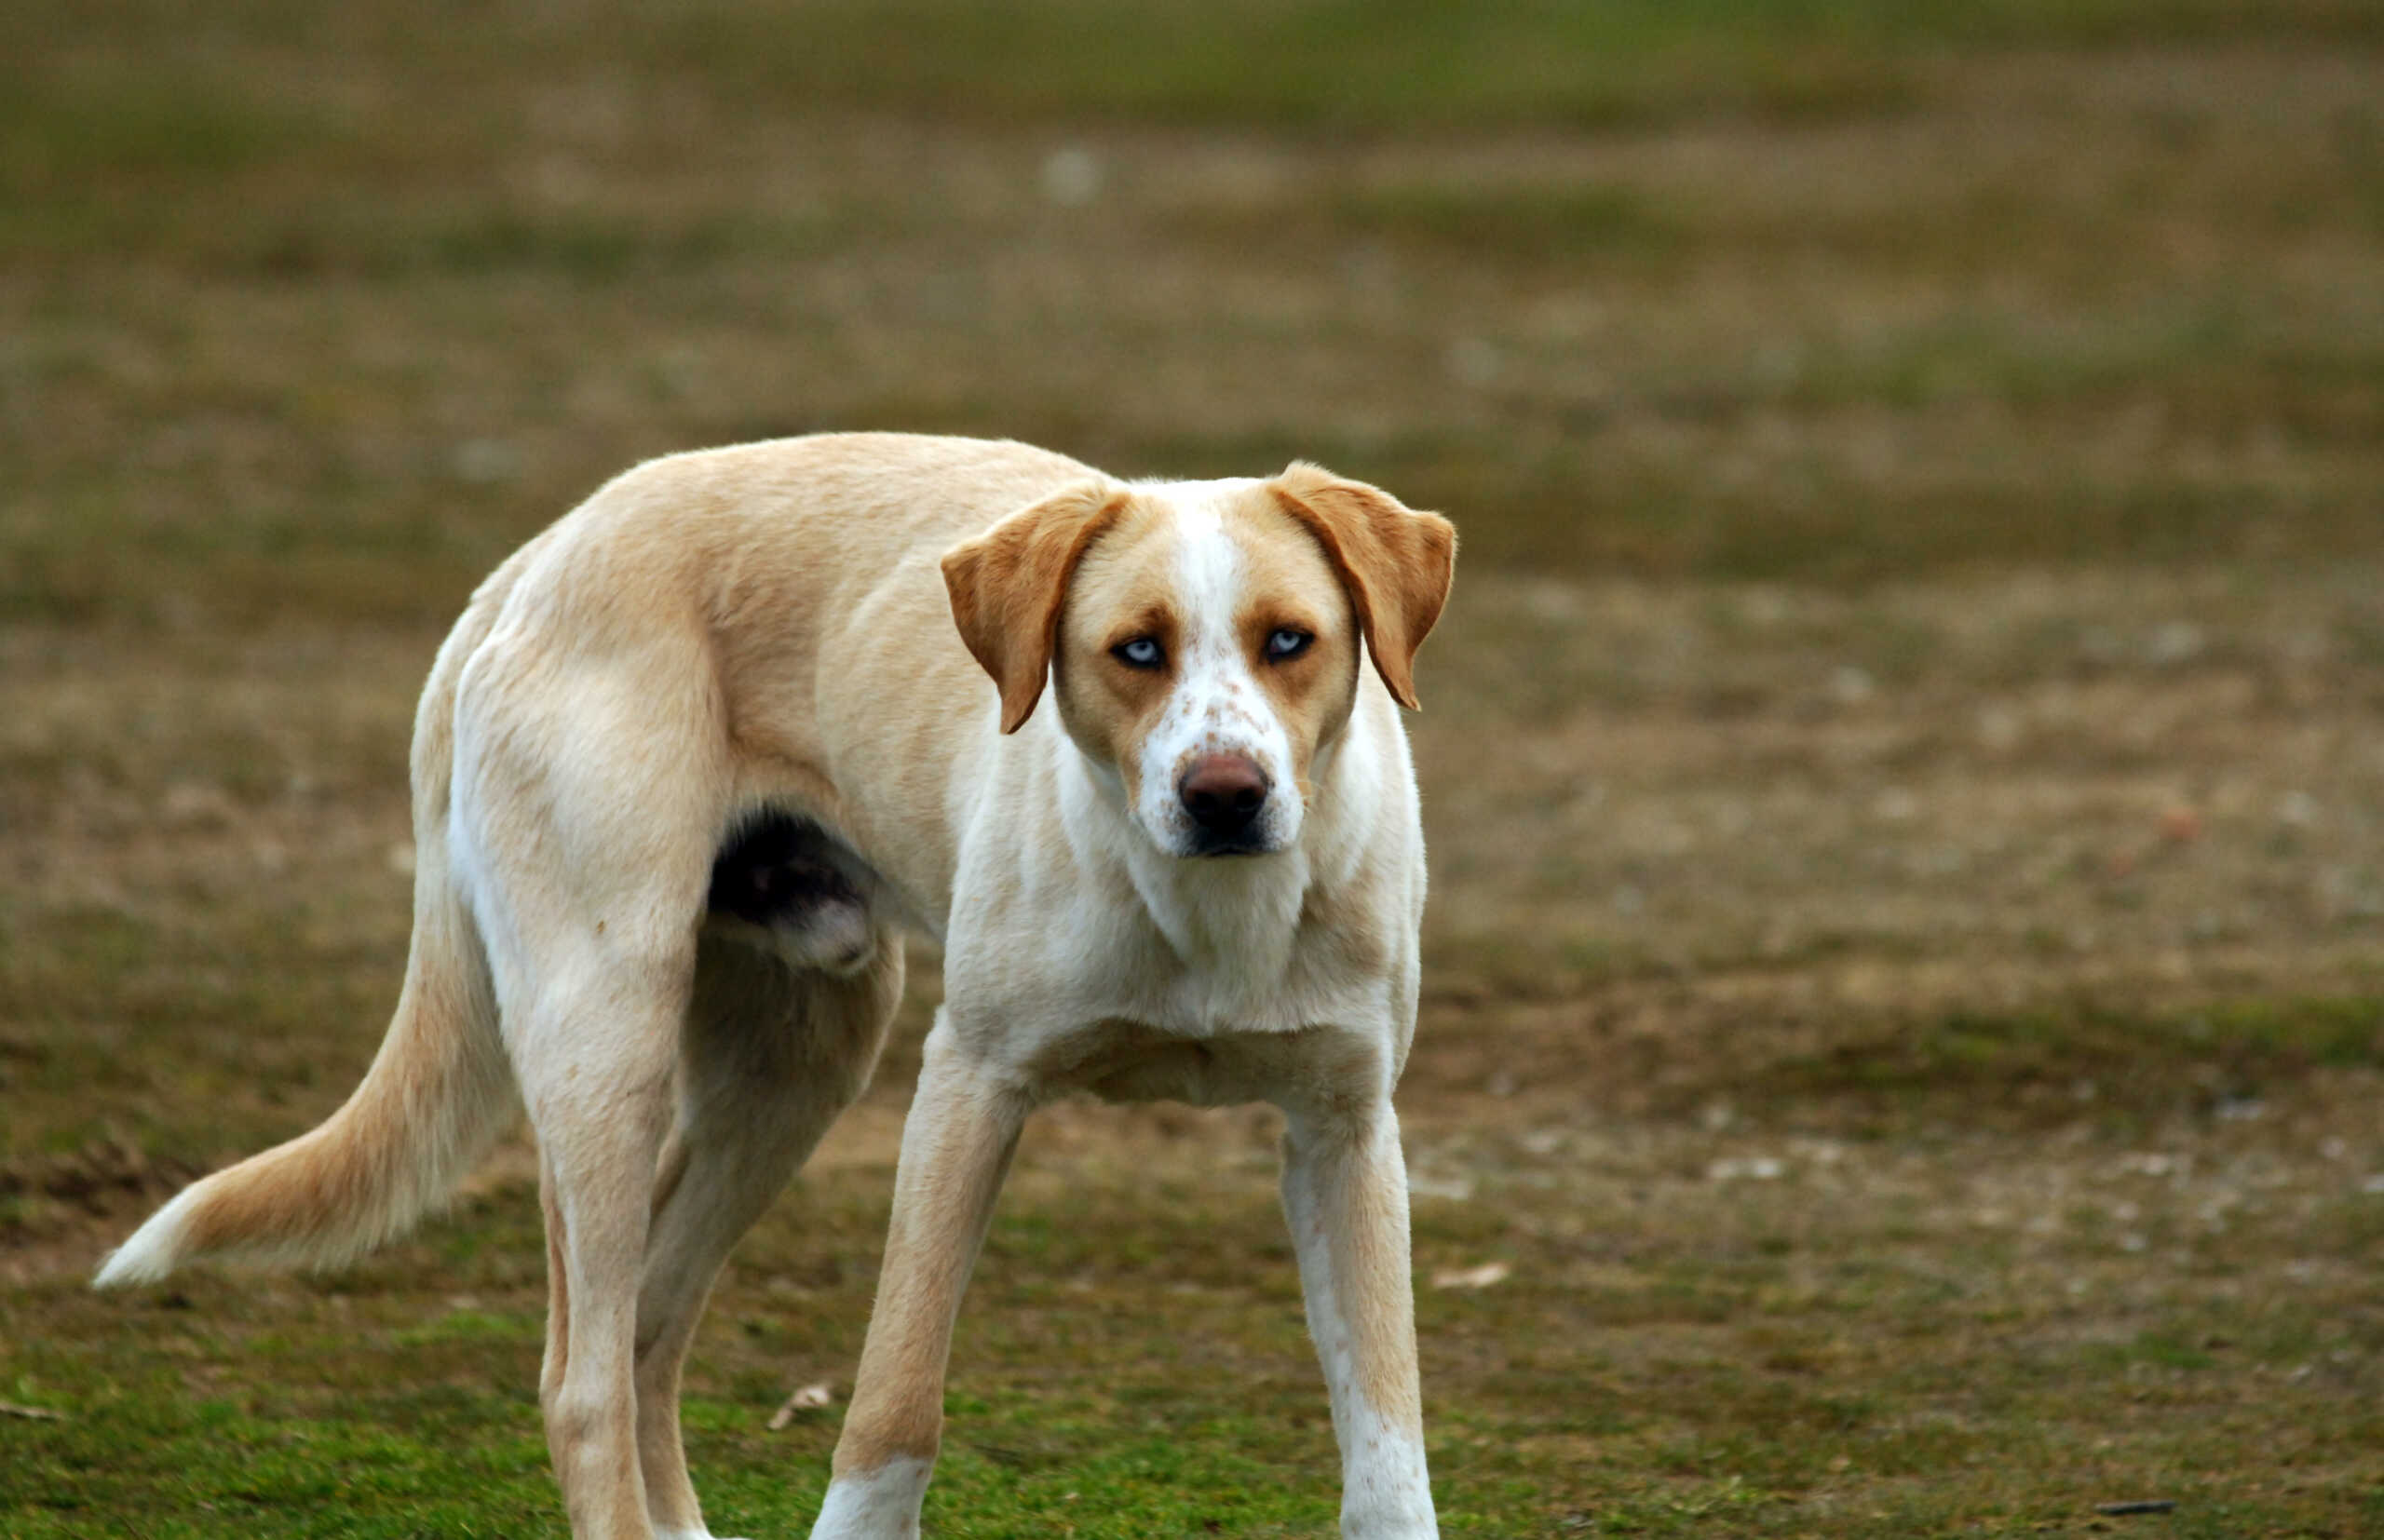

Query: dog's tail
[97,607,518,1289]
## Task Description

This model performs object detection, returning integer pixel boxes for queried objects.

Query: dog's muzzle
[1178,754,1271,856]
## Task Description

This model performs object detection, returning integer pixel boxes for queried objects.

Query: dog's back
[94,434,1084,1286]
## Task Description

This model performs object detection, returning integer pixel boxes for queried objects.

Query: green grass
[17,0,2371,132]
[10,1122,2384,1536]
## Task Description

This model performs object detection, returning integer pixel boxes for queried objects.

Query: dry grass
[4,3,2382,1535]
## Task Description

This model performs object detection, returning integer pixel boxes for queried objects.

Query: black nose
[1179,755,1269,836]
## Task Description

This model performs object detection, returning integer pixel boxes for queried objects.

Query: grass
[5,0,2384,1535]
[11,1077,2384,1535]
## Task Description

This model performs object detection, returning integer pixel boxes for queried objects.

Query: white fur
[1128,484,1306,858]
[811,1456,932,1539]
[1325,1397,1438,1540]
[93,1184,200,1288]
[1283,1110,1438,1539]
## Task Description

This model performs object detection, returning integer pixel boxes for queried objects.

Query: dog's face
[1049,483,1355,857]
[942,466,1455,859]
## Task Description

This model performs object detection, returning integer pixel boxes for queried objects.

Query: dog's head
[942,465,1455,858]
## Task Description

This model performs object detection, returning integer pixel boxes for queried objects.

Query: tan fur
[96,434,1455,1540]
[1269,464,1457,711]
[1050,504,1184,754]
[1230,498,1362,803]
[941,481,1131,734]
[831,1032,1030,1476]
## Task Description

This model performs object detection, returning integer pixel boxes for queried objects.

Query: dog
[97,433,1456,1540]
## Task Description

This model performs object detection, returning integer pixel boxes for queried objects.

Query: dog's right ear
[941,481,1128,734]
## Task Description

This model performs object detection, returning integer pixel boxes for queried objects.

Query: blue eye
[1266,628,1312,660]
[1113,637,1164,669]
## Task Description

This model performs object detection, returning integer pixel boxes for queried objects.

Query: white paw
[808,1455,931,1539]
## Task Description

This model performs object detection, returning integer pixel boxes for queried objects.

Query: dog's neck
[1059,726,1375,993]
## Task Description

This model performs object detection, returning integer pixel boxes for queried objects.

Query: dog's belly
[1031,1019,1376,1109]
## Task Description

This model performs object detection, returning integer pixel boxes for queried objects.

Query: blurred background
[5,3,2382,1535]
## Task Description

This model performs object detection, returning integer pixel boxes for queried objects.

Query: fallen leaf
[767,1381,836,1429]
[1431,1262,1510,1290]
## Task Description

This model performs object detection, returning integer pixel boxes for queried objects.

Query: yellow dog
[102,433,1456,1540]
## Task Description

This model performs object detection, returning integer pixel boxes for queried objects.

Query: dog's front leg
[1280,1100,1439,1539]
[811,1016,1028,1540]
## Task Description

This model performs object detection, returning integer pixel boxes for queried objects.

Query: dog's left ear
[1269,464,1456,710]
[941,480,1129,734]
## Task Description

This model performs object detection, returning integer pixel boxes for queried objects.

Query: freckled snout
[1178,754,1270,847]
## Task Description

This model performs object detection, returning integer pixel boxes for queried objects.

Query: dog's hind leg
[509,961,683,1540]
[631,931,904,1540]
[454,623,731,1540]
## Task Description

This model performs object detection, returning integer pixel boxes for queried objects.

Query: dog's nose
[1179,755,1269,837]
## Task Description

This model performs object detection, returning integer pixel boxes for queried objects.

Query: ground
[4,4,2382,1536]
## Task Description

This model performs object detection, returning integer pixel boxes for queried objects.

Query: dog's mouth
[1182,829,1277,858]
